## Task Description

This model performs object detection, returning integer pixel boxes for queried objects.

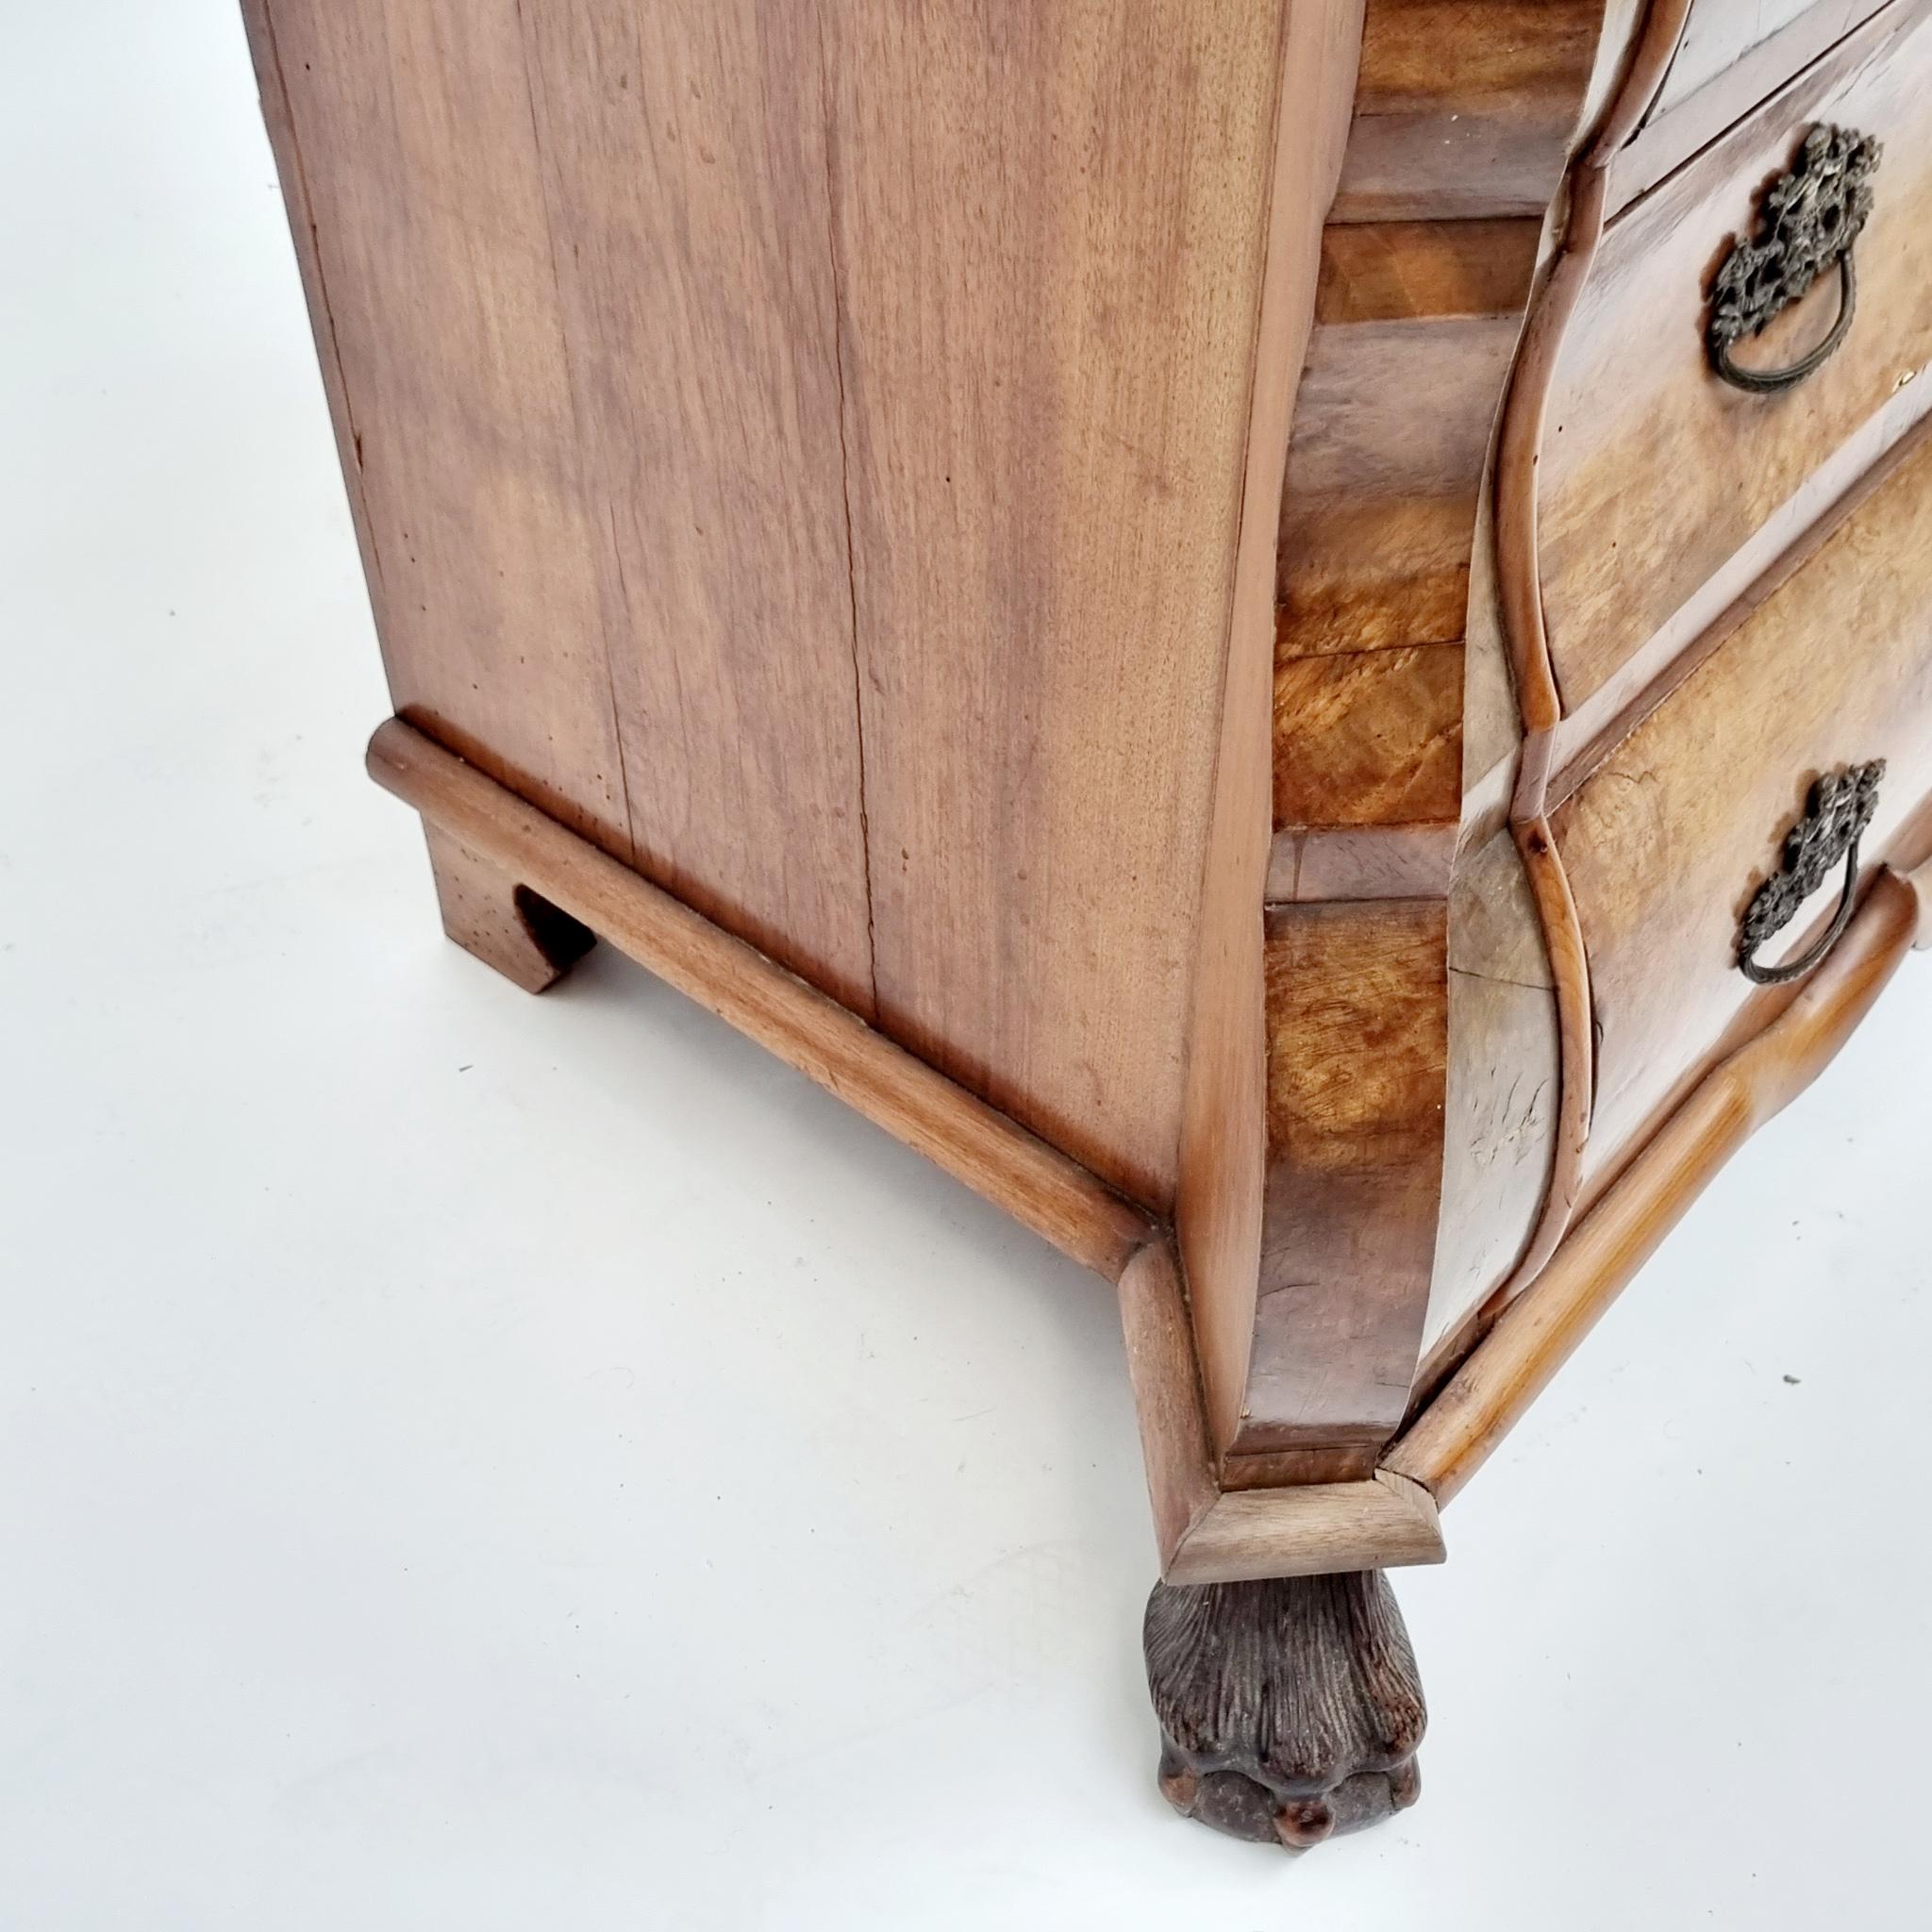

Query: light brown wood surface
[1649,0,1885,122]
[252,0,1322,1212]
[243,0,636,864]
[1610,0,1890,208]
[1333,0,1605,221]
[422,824,593,994]
[1546,373,1932,790]
[817,0,1307,1208]
[1554,424,1932,1191]
[1422,830,1561,1360]
[1116,1242,1220,1565]
[255,0,1932,1620]
[516,1,877,1012]
[1242,902,1448,1453]
[1911,850,1932,942]
[1388,868,1922,1503]
[1175,0,1366,1454]
[1226,0,1621,1469]
[1273,643,1464,829]
[1538,0,1932,715]
[1165,1473,1446,1585]
[1278,305,1525,659]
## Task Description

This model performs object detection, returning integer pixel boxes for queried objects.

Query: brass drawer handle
[1708,125,1880,394]
[1739,761,1885,985]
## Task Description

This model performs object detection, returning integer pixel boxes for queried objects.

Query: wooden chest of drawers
[244,0,1932,1849]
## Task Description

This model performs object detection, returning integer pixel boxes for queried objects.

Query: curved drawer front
[1551,427,1932,1191]
[1653,0,1889,120]
[1539,0,1932,718]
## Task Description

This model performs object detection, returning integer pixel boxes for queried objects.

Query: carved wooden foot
[1144,1570,1424,1849]
[422,823,594,993]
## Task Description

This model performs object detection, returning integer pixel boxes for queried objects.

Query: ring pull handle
[1708,125,1881,395]
[1739,761,1885,986]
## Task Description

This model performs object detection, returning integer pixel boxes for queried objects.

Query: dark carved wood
[1143,1570,1424,1849]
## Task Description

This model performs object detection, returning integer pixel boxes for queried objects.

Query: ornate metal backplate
[1708,125,1881,392]
[1739,760,1885,985]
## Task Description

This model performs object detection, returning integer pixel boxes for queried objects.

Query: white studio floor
[6,8,1931,1928]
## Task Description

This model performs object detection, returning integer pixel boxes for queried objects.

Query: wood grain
[1609,0,1890,209]
[1274,644,1463,829]
[1239,902,1448,1453]
[1388,869,1921,1503]
[514,0,876,1012]
[1315,219,1541,323]
[1278,312,1524,655]
[1267,824,1458,903]
[1334,0,1607,221]
[1491,0,1696,765]
[1166,1471,1446,1583]
[1468,0,1693,1318]
[1649,0,1884,123]
[1422,829,1560,1358]
[1176,0,1366,1453]
[259,0,1331,1209]
[421,824,593,994]
[1910,850,1932,943]
[368,720,1155,1280]
[819,0,1301,1208]
[1544,374,1932,792]
[1554,425,1932,1192]
[1479,812,1595,1308]
[1225,0,1618,1468]
[1117,1241,1219,1567]
[1145,1569,1425,1846]
[1538,0,1932,716]
[244,0,634,860]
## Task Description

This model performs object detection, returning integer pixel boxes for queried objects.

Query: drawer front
[1653,0,1888,120]
[1551,425,1932,1188]
[1539,0,1932,716]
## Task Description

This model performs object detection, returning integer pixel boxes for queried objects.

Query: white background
[5,6,1930,1926]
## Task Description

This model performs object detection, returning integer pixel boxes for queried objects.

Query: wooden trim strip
[375,722,1451,1585]
[1910,851,1932,946]
[1485,813,1597,1305]
[1165,1471,1446,1584]
[1474,0,1693,1306]
[1495,0,1693,774]
[1117,1241,1220,1563]
[367,718,1155,1280]
[1124,1227,1446,1581]
[1384,868,1922,1504]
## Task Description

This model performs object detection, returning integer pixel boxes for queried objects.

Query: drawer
[1652,0,1889,121]
[1538,0,1932,719]
[1551,425,1932,1190]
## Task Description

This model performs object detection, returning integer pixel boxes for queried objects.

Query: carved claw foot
[422,824,594,993]
[1143,1570,1424,1849]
